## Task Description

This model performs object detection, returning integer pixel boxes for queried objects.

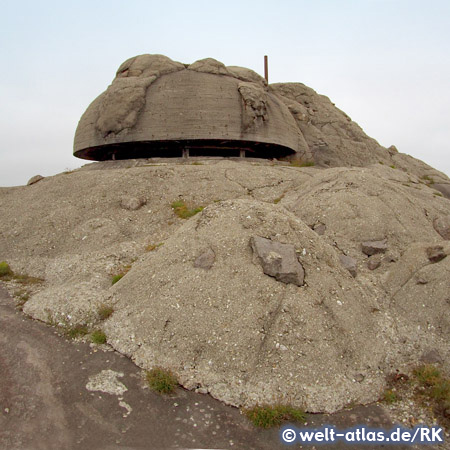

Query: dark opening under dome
[73,55,310,161]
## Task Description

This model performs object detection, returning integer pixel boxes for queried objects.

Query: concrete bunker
[73,55,309,161]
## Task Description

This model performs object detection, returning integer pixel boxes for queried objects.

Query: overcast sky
[1,0,449,186]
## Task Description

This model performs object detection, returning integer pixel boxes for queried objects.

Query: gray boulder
[250,236,305,286]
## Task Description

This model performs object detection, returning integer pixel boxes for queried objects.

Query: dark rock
[193,248,215,270]
[367,254,382,270]
[27,175,44,186]
[361,239,387,256]
[426,245,447,263]
[420,349,443,364]
[433,217,450,240]
[416,276,428,285]
[354,373,365,383]
[120,196,146,211]
[313,223,326,236]
[250,236,304,286]
[339,255,357,277]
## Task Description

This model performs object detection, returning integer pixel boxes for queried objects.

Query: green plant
[244,404,306,428]
[433,192,443,197]
[191,162,204,165]
[0,261,12,277]
[111,264,132,285]
[413,364,450,429]
[64,324,89,339]
[146,368,178,394]
[414,364,441,386]
[111,274,123,285]
[91,329,107,344]
[383,389,399,404]
[97,304,114,320]
[171,200,204,219]
[390,165,396,169]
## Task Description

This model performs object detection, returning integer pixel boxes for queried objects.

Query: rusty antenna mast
[264,55,269,83]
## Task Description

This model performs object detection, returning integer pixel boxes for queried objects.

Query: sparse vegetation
[413,364,449,428]
[244,404,306,428]
[383,389,399,404]
[14,288,30,310]
[433,192,443,197]
[191,161,204,165]
[64,324,89,339]
[0,261,12,277]
[171,200,204,219]
[90,329,107,344]
[111,264,132,285]
[290,160,315,167]
[111,274,124,285]
[0,262,43,284]
[390,165,396,169]
[97,304,114,320]
[145,242,164,252]
[146,368,178,394]
[420,175,435,185]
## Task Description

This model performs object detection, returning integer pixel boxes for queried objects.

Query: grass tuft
[146,368,178,394]
[171,200,204,219]
[90,329,107,344]
[111,264,132,285]
[97,304,114,320]
[64,324,89,339]
[413,364,450,429]
[111,274,123,285]
[0,261,12,277]
[244,404,306,428]
[383,389,399,404]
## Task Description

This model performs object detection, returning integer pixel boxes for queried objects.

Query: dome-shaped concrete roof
[74,55,309,161]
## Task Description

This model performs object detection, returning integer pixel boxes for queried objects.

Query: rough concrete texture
[4,286,431,450]
[1,157,449,415]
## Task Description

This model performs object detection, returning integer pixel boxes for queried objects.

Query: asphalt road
[0,284,416,450]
